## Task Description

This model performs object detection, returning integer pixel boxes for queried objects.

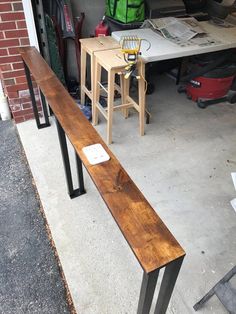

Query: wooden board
[94,49,134,70]
[80,36,120,54]
[19,46,185,274]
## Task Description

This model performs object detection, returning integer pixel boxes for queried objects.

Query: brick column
[0,0,42,123]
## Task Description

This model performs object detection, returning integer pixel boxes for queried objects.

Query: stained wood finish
[19,47,185,274]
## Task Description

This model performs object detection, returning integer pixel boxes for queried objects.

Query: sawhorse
[194,265,236,313]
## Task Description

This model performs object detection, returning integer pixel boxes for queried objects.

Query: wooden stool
[79,37,120,118]
[93,49,146,144]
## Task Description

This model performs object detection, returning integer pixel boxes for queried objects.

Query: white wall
[22,0,39,50]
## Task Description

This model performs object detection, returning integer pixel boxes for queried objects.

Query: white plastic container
[0,80,11,120]
[0,95,11,120]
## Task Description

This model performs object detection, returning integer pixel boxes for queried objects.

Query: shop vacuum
[178,49,236,108]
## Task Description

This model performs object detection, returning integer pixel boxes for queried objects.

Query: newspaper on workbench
[145,17,205,41]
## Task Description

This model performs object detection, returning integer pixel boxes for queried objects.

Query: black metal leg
[75,153,85,194]
[55,118,86,199]
[154,257,184,314]
[176,58,183,85]
[23,61,50,129]
[40,90,50,125]
[49,106,54,116]
[137,270,159,314]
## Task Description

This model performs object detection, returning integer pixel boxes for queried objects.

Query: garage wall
[66,0,105,79]
[71,0,105,37]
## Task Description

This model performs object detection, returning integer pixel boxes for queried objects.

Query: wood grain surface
[80,36,120,54]
[19,47,185,274]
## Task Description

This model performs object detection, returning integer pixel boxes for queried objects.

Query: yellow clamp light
[120,35,142,79]
[120,35,151,80]
[121,35,141,55]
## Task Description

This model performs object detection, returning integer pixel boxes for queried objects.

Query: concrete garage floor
[17,74,236,314]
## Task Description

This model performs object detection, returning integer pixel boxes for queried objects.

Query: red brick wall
[0,0,42,123]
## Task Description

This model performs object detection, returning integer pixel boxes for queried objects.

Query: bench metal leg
[76,153,85,195]
[154,257,184,314]
[40,90,50,125]
[137,270,159,314]
[23,61,50,129]
[55,118,86,199]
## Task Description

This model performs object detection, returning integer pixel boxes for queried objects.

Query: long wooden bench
[19,46,185,314]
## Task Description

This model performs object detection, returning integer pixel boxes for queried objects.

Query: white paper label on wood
[82,144,110,165]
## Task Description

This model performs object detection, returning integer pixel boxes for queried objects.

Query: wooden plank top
[19,47,185,274]
[79,36,120,54]
[94,49,138,70]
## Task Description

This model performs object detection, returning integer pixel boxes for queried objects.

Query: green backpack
[105,0,145,24]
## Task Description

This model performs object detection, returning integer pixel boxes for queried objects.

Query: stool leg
[120,74,129,119]
[107,70,115,144]
[138,61,146,136]
[93,59,101,126]
[80,46,86,105]
[91,54,95,124]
